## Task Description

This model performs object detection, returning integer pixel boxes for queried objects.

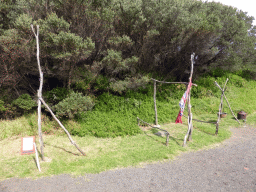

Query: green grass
[0,73,256,180]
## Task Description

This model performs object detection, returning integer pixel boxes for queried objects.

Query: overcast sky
[205,0,256,26]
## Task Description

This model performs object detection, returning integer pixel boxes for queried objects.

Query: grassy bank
[0,73,256,180]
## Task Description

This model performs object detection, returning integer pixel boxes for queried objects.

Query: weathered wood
[215,78,229,135]
[215,81,240,125]
[150,78,197,86]
[153,80,159,127]
[34,142,41,172]
[187,93,193,141]
[40,98,86,156]
[183,53,195,147]
[31,25,44,160]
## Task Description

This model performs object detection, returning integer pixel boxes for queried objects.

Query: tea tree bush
[44,87,69,106]
[12,94,37,112]
[54,92,95,119]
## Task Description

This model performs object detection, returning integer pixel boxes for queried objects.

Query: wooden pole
[40,98,86,156]
[153,80,159,127]
[215,78,229,135]
[150,78,197,86]
[188,93,193,141]
[31,25,44,160]
[183,53,195,147]
[34,142,41,172]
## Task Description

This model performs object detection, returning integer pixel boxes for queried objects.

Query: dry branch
[150,78,197,86]
[183,53,195,147]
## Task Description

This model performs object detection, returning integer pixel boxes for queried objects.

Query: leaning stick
[215,81,240,124]
[40,98,86,156]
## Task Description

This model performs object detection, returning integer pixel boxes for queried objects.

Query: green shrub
[54,92,95,119]
[44,87,69,105]
[74,87,180,138]
[12,94,37,111]
[0,100,6,112]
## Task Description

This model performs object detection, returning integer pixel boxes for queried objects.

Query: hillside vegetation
[0,0,255,137]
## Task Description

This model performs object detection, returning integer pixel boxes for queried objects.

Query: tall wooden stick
[31,25,86,156]
[183,53,195,147]
[187,93,193,141]
[215,78,229,135]
[31,25,44,160]
[153,80,159,127]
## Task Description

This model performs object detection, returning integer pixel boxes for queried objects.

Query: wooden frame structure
[138,53,197,147]
[31,25,86,161]
[215,79,240,135]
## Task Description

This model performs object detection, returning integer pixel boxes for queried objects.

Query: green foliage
[0,100,6,112]
[44,87,69,105]
[12,94,37,111]
[54,92,95,119]
[109,75,149,94]
[14,14,32,33]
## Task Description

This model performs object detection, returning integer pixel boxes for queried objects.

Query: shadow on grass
[44,143,80,156]
[193,125,216,136]
[143,131,182,146]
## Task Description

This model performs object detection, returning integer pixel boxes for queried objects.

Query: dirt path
[1,126,256,192]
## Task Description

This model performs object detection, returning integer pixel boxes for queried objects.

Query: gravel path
[1,126,256,192]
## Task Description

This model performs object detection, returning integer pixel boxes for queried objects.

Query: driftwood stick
[40,98,86,156]
[137,117,170,146]
[215,81,240,125]
[151,78,197,86]
[223,93,240,124]
[187,94,193,141]
[34,142,41,172]
[183,53,195,147]
[153,80,159,126]
[31,24,44,160]
[215,78,229,135]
